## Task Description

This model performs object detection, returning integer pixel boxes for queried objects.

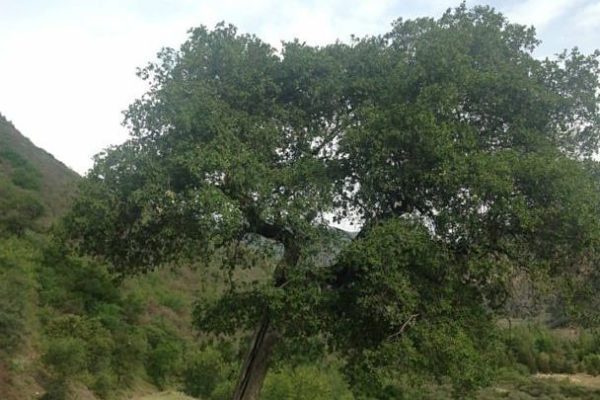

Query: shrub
[91,370,118,399]
[0,181,44,236]
[577,330,600,357]
[583,354,600,376]
[182,346,231,399]
[40,379,69,400]
[0,239,34,356]
[262,365,354,400]
[146,339,182,389]
[504,325,585,374]
[43,337,87,378]
[536,352,550,373]
[0,272,27,353]
[144,324,183,389]
[11,166,41,190]
[112,328,147,385]
[209,380,235,400]
[548,352,570,373]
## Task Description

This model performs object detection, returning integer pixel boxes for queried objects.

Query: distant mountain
[0,113,78,233]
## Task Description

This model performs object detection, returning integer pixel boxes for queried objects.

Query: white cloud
[504,0,580,30]
[0,0,406,174]
[570,1,600,31]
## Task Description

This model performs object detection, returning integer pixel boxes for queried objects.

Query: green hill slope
[0,112,78,230]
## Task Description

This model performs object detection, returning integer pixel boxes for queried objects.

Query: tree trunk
[231,317,278,400]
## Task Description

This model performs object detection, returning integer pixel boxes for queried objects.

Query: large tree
[64,5,600,399]
[322,6,600,396]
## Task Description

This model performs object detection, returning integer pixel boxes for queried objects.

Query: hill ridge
[0,112,79,226]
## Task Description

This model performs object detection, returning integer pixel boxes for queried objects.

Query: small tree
[64,5,600,398]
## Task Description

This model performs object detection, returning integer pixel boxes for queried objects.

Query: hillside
[0,112,78,229]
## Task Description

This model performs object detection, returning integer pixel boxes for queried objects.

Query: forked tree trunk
[231,317,278,400]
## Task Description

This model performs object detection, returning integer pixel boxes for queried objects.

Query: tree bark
[231,213,299,400]
[231,317,278,400]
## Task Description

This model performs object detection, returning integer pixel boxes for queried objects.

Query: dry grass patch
[535,373,600,390]
[130,391,196,400]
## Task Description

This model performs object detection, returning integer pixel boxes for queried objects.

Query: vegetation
[62,3,600,400]
[1,3,600,400]
[0,113,78,230]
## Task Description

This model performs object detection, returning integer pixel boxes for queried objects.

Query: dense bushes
[37,245,190,398]
[0,148,41,191]
[504,324,600,376]
[0,238,35,356]
[182,346,235,399]
[263,364,354,400]
[0,180,44,236]
[145,324,184,389]
[0,146,44,236]
[180,345,355,400]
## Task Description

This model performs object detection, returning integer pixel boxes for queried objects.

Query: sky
[0,0,599,175]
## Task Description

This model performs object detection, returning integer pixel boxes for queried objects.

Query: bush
[583,354,600,376]
[91,370,118,399]
[41,379,69,400]
[0,269,27,353]
[536,352,550,373]
[262,365,354,400]
[146,339,182,389]
[112,328,147,385]
[43,337,87,378]
[0,184,44,236]
[210,380,236,400]
[0,239,34,355]
[11,166,41,190]
[0,148,41,191]
[577,330,600,357]
[505,326,538,373]
[182,346,231,399]
[504,325,586,375]
[144,324,183,389]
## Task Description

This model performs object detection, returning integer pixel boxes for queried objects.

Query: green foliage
[0,148,42,190]
[61,4,600,399]
[111,326,147,385]
[182,346,234,399]
[503,325,600,376]
[0,179,44,236]
[43,337,87,378]
[90,370,118,399]
[0,238,36,356]
[40,379,69,400]
[262,364,354,400]
[0,125,56,238]
[38,245,120,315]
[0,113,78,226]
[583,355,600,376]
[37,244,183,396]
[145,324,184,389]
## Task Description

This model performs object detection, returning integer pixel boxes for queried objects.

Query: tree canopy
[64,4,600,398]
